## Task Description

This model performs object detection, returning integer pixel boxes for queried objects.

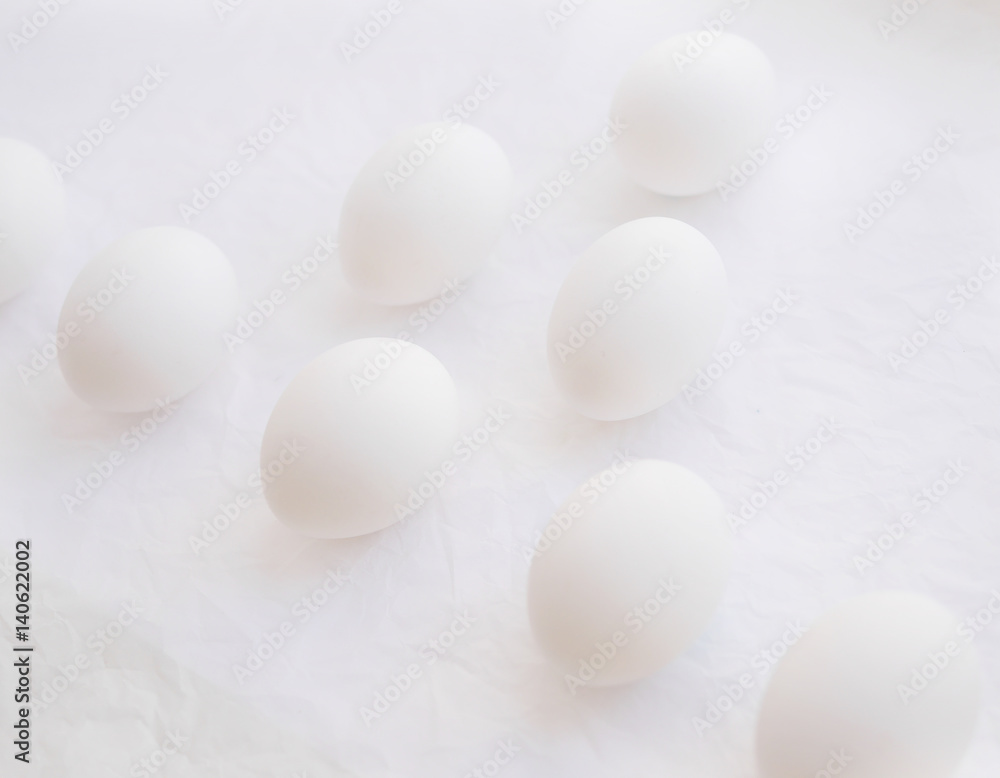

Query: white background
[0,0,999,775]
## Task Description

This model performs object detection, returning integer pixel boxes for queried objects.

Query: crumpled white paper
[0,0,998,775]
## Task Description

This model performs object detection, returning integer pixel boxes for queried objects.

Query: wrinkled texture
[0,1,998,776]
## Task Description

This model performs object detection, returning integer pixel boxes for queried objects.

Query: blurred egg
[547,217,726,421]
[757,591,981,778]
[261,338,460,538]
[528,459,732,688]
[611,32,777,196]
[339,121,513,306]
[0,137,66,303]
[58,226,238,413]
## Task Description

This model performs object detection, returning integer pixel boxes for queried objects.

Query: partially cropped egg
[611,32,777,196]
[261,338,460,539]
[57,226,238,412]
[527,459,732,689]
[547,217,726,421]
[339,121,513,306]
[0,137,66,303]
[757,591,981,778]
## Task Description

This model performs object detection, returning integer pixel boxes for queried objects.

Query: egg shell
[528,459,732,687]
[57,226,238,413]
[261,338,460,539]
[756,591,981,778]
[339,121,513,306]
[547,217,726,421]
[611,32,777,196]
[0,137,66,303]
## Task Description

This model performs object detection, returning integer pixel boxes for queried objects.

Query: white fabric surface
[0,0,999,775]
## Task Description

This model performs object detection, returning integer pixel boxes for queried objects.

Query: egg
[547,217,726,421]
[757,591,981,778]
[261,338,460,539]
[611,32,776,196]
[0,137,66,303]
[339,121,513,306]
[527,459,732,689]
[57,226,238,413]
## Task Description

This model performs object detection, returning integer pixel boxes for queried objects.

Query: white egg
[261,338,460,539]
[611,32,777,196]
[757,591,981,778]
[339,121,513,306]
[547,217,726,421]
[57,226,238,413]
[0,137,66,303]
[528,459,732,689]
